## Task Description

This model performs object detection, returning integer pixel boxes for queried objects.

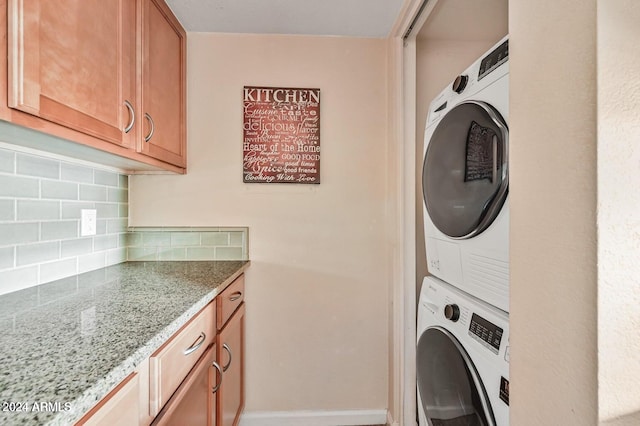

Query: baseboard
[239,409,388,426]
[386,410,399,426]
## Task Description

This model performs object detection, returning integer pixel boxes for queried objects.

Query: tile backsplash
[125,227,248,261]
[0,147,129,295]
[0,146,249,297]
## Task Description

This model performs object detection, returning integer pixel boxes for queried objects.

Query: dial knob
[444,304,460,322]
[452,75,468,94]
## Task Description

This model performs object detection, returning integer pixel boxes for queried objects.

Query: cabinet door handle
[229,291,242,302]
[211,361,223,393]
[222,343,232,372]
[124,100,135,133]
[144,113,155,142]
[183,332,206,356]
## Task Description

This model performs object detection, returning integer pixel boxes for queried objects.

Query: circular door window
[423,101,508,239]
[417,327,495,426]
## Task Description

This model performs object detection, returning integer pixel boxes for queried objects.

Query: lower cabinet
[149,303,216,416]
[151,343,222,426]
[76,373,139,426]
[76,273,246,426]
[217,304,245,426]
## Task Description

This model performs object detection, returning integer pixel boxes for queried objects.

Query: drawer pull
[222,343,232,372]
[124,100,135,133]
[211,361,223,393]
[229,291,243,302]
[183,332,206,356]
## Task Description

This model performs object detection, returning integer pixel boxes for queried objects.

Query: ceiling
[164,0,405,38]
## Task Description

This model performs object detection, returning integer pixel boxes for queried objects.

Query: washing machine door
[417,327,495,426]
[423,101,508,239]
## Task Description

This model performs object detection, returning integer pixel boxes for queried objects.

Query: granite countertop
[0,260,249,426]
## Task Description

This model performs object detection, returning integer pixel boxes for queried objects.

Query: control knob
[452,75,468,94]
[444,304,460,322]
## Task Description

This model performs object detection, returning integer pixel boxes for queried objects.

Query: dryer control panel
[478,39,509,81]
[469,313,503,354]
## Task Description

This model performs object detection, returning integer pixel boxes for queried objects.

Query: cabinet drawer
[217,275,245,330]
[150,302,215,416]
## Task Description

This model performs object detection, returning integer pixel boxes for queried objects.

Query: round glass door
[423,101,508,239]
[417,327,495,426]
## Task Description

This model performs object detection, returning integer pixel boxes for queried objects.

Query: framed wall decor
[243,86,320,184]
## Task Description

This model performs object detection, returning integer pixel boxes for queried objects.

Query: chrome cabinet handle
[183,332,206,356]
[211,361,223,393]
[222,343,232,372]
[124,100,135,133]
[229,291,242,302]
[144,113,155,142]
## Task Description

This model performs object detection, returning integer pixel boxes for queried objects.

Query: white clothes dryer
[422,36,509,312]
[417,275,510,426]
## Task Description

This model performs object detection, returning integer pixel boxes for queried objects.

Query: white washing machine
[417,275,509,426]
[422,36,509,312]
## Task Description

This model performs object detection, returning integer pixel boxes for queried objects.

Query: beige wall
[598,0,640,424]
[129,33,390,413]
[509,0,598,424]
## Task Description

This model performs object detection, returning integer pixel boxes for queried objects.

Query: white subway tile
[0,266,38,296]
[41,221,78,241]
[39,258,78,284]
[94,170,119,187]
[16,154,59,179]
[41,180,78,200]
[78,252,106,274]
[0,199,15,221]
[0,175,39,198]
[17,200,60,221]
[17,241,60,266]
[61,163,93,183]
[0,149,15,173]
[0,223,39,246]
[0,246,14,269]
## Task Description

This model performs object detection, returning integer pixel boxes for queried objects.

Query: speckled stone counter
[0,261,249,426]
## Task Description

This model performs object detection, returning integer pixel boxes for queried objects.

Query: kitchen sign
[243,86,320,184]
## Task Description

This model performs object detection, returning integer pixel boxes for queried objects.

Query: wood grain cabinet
[7,0,137,148]
[215,276,246,426]
[149,302,216,416]
[139,0,187,168]
[217,303,245,426]
[75,373,140,426]
[76,273,246,425]
[2,0,186,172]
[151,343,222,426]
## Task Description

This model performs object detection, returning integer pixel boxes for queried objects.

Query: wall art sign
[243,86,320,184]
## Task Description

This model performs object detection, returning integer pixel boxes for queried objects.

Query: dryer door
[417,327,495,426]
[423,101,508,239]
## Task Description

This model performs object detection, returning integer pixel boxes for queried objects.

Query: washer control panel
[469,313,503,354]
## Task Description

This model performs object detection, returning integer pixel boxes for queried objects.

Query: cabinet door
[76,373,139,426]
[7,0,136,148]
[139,0,186,167]
[217,304,245,426]
[152,344,220,426]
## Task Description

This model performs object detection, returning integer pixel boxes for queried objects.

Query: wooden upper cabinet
[1,0,186,173]
[139,0,186,168]
[7,0,137,148]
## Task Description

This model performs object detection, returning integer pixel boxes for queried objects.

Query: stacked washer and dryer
[417,36,510,426]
